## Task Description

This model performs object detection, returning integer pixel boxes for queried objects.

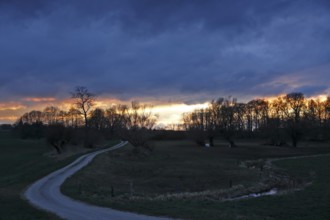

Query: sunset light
[151,103,210,127]
[1,1,330,219]
[0,97,211,126]
[22,97,57,102]
[0,104,25,111]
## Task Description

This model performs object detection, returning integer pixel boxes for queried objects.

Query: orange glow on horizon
[23,97,57,102]
[311,94,328,102]
[0,103,26,111]
[256,94,285,102]
[0,116,19,121]
[255,94,329,103]
[1,94,330,125]
[151,102,210,126]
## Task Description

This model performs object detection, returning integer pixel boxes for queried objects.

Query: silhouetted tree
[89,108,106,130]
[43,106,60,125]
[183,109,207,146]
[183,97,240,148]
[247,99,269,133]
[267,97,286,146]
[19,110,43,124]
[323,97,330,137]
[283,92,306,147]
[45,124,72,154]
[14,120,44,139]
[67,107,82,127]
[71,86,96,128]
[104,105,127,138]
[219,98,238,148]
[118,101,157,153]
[206,100,222,146]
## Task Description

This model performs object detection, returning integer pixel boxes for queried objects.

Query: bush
[84,129,105,148]
[151,130,187,140]
[14,121,44,139]
[45,124,72,154]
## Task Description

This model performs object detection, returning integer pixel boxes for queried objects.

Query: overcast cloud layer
[1,0,330,104]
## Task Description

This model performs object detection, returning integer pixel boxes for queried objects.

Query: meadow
[0,130,116,220]
[62,139,330,220]
[1,128,330,219]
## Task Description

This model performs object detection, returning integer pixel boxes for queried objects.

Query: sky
[1,0,330,124]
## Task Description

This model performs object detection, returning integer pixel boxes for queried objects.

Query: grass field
[0,130,117,220]
[62,140,330,220]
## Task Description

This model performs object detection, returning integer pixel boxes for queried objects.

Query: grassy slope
[62,140,330,220]
[111,155,330,220]
[63,141,261,197]
[0,130,117,220]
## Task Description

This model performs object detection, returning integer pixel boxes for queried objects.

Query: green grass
[62,139,330,219]
[62,141,261,197]
[0,130,118,220]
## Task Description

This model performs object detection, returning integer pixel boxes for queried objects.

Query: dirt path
[24,141,170,220]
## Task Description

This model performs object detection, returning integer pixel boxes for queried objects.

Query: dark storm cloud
[0,0,330,103]
[294,85,328,96]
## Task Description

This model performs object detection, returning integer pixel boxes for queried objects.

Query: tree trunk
[51,143,61,154]
[292,133,297,147]
[291,128,298,148]
[225,136,237,148]
[228,139,237,148]
[84,112,88,128]
[209,136,214,147]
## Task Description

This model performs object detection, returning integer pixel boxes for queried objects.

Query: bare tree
[118,101,157,153]
[247,99,269,132]
[67,107,82,127]
[183,97,240,148]
[304,98,327,140]
[126,101,157,129]
[19,110,43,124]
[71,86,96,128]
[105,105,127,137]
[206,101,221,146]
[268,97,286,146]
[323,97,330,131]
[43,106,60,125]
[89,108,106,130]
[283,92,306,147]
[183,109,207,146]
[45,124,72,154]
[219,98,238,148]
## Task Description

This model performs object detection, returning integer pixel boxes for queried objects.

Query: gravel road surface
[24,142,170,220]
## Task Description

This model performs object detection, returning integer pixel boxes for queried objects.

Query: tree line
[14,87,157,154]
[14,89,330,153]
[183,92,330,147]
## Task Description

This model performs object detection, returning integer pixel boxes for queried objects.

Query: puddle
[230,188,278,200]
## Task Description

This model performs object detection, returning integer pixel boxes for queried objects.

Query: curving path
[24,141,170,220]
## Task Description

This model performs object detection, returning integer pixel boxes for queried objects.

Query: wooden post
[111,185,114,197]
[130,181,134,197]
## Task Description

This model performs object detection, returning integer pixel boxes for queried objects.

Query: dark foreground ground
[1,129,329,220]
[0,130,116,220]
[62,140,330,220]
